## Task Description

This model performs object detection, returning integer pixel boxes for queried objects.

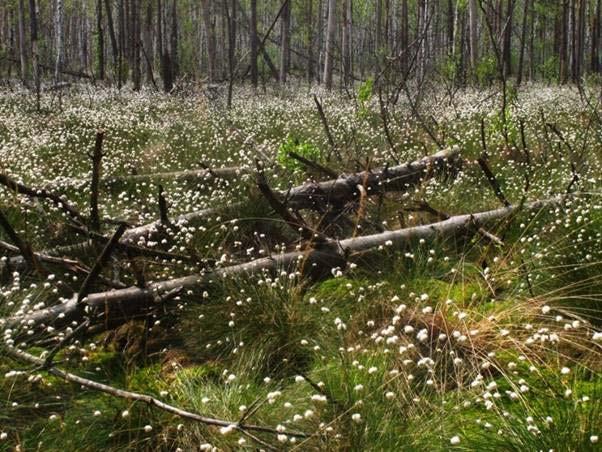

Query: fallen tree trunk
[3,149,458,276]
[118,148,459,242]
[283,148,460,210]
[46,166,250,190]
[6,196,562,334]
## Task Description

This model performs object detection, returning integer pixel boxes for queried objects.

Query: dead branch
[378,88,401,165]
[287,151,338,178]
[77,223,128,303]
[40,319,90,369]
[4,345,308,439]
[0,172,86,224]
[313,95,340,161]
[476,154,511,207]
[67,223,197,263]
[518,118,532,196]
[46,166,249,190]
[546,123,581,193]
[256,160,318,240]
[89,131,105,231]
[0,240,126,289]
[0,209,44,277]
[157,185,172,227]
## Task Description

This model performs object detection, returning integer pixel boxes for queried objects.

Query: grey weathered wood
[4,346,307,439]
[8,196,562,332]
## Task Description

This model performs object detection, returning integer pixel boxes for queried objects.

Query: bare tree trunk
[225,0,236,106]
[400,0,408,73]
[17,0,27,84]
[317,0,323,84]
[447,0,454,54]
[306,0,313,83]
[157,0,163,87]
[97,0,105,80]
[157,0,172,91]
[502,0,514,77]
[250,0,258,87]
[418,0,429,82]
[201,0,216,82]
[81,0,91,75]
[144,0,154,83]
[342,0,352,87]
[570,0,577,82]
[593,0,601,73]
[125,0,131,68]
[54,0,64,88]
[118,0,125,88]
[105,0,119,74]
[468,0,479,74]
[170,0,178,79]
[279,0,290,84]
[517,0,530,85]
[528,0,534,80]
[323,0,336,89]
[576,0,586,81]
[376,0,383,56]
[559,0,569,83]
[132,0,141,90]
[29,0,40,110]
[458,5,467,82]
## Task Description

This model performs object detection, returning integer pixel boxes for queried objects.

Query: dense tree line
[0,0,600,91]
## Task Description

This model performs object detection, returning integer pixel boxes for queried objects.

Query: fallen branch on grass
[4,346,308,440]
[0,209,45,277]
[0,240,126,289]
[313,95,340,161]
[0,173,86,224]
[88,131,105,231]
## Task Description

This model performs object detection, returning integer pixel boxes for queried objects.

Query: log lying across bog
[0,148,460,275]
[6,197,562,334]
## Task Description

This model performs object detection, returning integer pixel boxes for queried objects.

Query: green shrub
[357,78,374,119]
[475,55,498,86]
[277,135,322,172]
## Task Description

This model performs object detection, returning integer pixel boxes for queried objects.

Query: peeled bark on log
[7,197,562,334]
[284,147,460,211]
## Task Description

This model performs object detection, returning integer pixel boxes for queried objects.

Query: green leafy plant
[475,55,498,86]
[539,56,559,82]
[356,77,375,120]
[357,78,374,105]
[277,135,321,172]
